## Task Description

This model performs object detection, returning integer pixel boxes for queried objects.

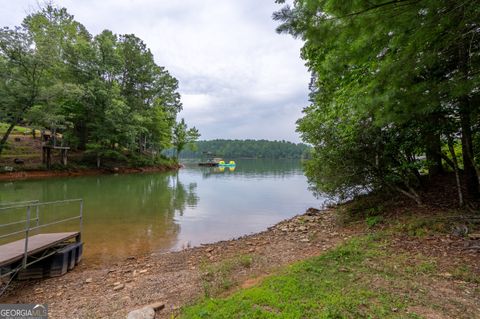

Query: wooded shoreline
[0,164,180,182]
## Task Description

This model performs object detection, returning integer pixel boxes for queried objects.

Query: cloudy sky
[1,0,310,142]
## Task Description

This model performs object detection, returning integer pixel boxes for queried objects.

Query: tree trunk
[385,181,422,205]
[458,39,479,198]
[425,128,443,177]
[460,98,479,198]
[0,122,16,156]
[448,136,464,207]
[76,121,87,150]
[394,185,422,205]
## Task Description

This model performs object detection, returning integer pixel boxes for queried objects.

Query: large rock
[126,307,155,319]
[126,302,164,319]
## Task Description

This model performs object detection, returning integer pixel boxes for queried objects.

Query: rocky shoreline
[2,208,360,318]
[0,164,180,182]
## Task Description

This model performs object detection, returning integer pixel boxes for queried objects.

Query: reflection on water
[0,159,321,265]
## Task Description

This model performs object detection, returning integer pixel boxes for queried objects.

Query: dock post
[35,205,40,228]
[23,206,31,269]
[78,200,83,242]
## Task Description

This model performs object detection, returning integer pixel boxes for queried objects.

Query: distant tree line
[180,139,311,159]
[274,0,480,206]
[0,5,199,166]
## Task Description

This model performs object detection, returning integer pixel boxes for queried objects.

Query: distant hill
[180,139,311,159]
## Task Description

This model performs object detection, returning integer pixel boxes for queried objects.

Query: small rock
[306,207,321,215]
[440,272,453,278]
[300,238,310,243]
[298,226,307,232]
[248,248,255,253]
[114,281,121,286]
[85,278,93,283]
[280,227,289,232]
[205,247,214,253]
[113,284,125,291]
[452,225,468,237]
[126,307,155,319]
[468,233,480,240]
[139,269,148,274]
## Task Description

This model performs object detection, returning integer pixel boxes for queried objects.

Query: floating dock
[0,199,83,279]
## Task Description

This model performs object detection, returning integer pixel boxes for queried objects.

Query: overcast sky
[1,0,310,142]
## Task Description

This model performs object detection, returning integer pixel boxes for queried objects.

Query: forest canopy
[274,0,480,205]
[180,139,311,159]
[0,5,199,166]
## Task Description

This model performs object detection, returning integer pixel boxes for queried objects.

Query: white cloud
[0,0,310,142]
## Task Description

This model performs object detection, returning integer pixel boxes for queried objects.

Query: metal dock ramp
[0,199,83,278]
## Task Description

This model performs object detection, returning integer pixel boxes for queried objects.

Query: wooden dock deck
[0,232,80,267]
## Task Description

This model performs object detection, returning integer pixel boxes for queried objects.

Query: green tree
[1,4,195,167]
[173,119,200,158]
[274,0,480,204]
[0,26,48,155]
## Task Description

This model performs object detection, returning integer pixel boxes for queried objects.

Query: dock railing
[0,199,83,274]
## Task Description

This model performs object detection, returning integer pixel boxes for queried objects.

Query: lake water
[0,159,322,266]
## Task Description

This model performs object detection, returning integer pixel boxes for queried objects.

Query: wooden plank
[0,232,79,267]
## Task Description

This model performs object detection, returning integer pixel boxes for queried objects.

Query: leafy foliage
[274,0,480,204]
[0,5,198,166]
[173,119,201,158]
[181,139,311,159]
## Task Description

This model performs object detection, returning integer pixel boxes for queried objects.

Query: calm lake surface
[0,159,322,265]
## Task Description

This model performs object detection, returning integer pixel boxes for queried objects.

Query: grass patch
[336,193,389,227]
[366,215,384,228]
[391,216,452,237]
[200,254,255,297]
[452,265,480,284]
[0,123,30,135]
[181,236,430,318]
